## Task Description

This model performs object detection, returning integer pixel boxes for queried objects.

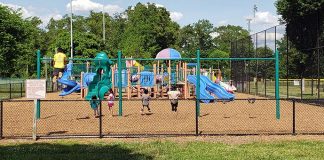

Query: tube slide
[58,79,81,96]
[187,75,214,103]
[200,76,234,101]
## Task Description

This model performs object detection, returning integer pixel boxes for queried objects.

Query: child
[107,89,115,116]
[167,86,180,112]
[141,89,151,115]
[90,95,99,118]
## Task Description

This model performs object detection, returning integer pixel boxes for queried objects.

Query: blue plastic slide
[187,75,214,103]
[58,79,81,96]
[200,75,235,101]
[57,62,81,96]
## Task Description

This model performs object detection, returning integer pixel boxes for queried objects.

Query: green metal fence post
[36,50,41,119]
[118,50,123,116]
[195,49,201,135]
[275,49,280,119]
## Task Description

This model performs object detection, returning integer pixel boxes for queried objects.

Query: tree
[177,25,195,57]
[276,0,323,50]
[193,20,214,56]
[0,5,42,77]
[276,0,324,78]
[177,20,214,57]
[214,25,250,55]
[105,14,126,56]
[44,14,105,58]
[120,3,180,58]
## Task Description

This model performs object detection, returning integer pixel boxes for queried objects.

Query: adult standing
[52,47,67,82]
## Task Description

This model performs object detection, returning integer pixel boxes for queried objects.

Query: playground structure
[38,45,280,120]
[105,48,236,101]
[55,48,236,103]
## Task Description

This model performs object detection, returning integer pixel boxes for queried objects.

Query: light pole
[70,0,73,59]
[246,18,252,33]
[102,1,106,45]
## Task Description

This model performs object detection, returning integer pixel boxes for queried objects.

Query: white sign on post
[26,79,46,99]
[26,79,46,140]
[293,80,300,86]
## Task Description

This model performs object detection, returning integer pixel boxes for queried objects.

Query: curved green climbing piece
[85,52,113,100]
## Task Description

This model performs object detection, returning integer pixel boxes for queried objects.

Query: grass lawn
[1,140,324,160]
[246,81,324,99]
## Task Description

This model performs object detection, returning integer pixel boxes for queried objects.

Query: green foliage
[276,0,323,50]
[120,3,180,58]
[214,25,250,54]
[275,0,324,77]
[178,20,215,57]
[0,5,42,78]
[44,15,103,58]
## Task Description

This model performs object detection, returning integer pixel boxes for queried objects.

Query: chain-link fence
[231,23,324,99]
[0,80,58,100]
[0,83,25,99]
[1,98,324,139]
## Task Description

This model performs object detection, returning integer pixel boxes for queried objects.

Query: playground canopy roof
[155,48,181,59]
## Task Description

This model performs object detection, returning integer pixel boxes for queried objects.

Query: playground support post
[36,50,41,119]
[118,50,123,116]
[195,49,201,135]
[184,62,188,99]
[168,60,171,90]
[153,64,157,98]
[275,49,280,119]
[127,69,131,99]
[112,65,116,92]
[80,72,84,98]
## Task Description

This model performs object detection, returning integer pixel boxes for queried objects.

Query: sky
[0,0,281,33]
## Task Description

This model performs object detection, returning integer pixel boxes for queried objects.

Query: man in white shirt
[167,87,181,112]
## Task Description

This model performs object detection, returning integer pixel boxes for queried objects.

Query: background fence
[231,23,324,99]
[1,98,324,139]
[0,80,58,100]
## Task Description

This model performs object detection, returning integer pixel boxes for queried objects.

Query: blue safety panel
[114,69,128,87]
[140,71,154,87]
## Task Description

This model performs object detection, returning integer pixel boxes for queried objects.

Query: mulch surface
[2,92,324,137]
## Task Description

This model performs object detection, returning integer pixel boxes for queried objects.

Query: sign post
[26,79,46,140]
